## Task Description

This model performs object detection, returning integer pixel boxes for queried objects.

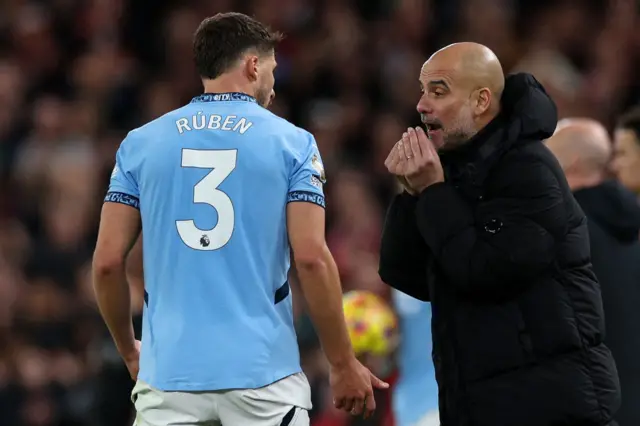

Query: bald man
[379,43,620,426]
[548,119,640,426]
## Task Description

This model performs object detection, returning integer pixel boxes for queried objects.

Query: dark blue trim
[104,191,140,210]
[191,92,257,104]
[143,290,148,306]
[287,191,326,208]
[280,406,297,426]
[274,281,290,305]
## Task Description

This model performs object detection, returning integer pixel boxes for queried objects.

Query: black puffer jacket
[379,73,620,426]
[574,181,640,426]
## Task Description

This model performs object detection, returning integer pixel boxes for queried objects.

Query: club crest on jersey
[311,154,326,183]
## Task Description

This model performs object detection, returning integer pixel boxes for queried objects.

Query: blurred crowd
[0,0,639,425]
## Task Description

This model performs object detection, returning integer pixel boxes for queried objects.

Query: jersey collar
[191,92,257,104]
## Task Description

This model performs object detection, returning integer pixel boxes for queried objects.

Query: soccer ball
[342,290,399,357]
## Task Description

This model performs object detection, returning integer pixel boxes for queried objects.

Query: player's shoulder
[244,108,316,156]
[260,108,313,140]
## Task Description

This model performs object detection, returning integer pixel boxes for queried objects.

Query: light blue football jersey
[105,92,326,391]
[391,290,439,426]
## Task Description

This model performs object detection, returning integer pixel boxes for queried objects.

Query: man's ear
[473,88,491,116]
[244,55,260,82]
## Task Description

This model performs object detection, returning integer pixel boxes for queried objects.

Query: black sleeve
[379,191,431,301]
[414,158,566,298]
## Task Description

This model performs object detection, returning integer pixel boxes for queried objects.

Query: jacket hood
[573,180,640,243]
[499,72,558,142]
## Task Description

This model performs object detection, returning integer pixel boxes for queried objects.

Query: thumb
[369,371,390,389]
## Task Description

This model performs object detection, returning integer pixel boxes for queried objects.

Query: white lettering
[233,118,253,134]
[192,112,206,130]
[208,115,221,129]
[176,118,191,134]
[221,115,236,131]
[176,114,253,134]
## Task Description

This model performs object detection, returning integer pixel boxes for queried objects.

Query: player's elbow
[293,242,330,272]
[92,249,125,278]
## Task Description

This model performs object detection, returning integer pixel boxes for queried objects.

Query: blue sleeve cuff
[287,191,326,208]
[104,191,140,210]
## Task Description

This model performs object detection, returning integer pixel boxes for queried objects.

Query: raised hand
[403,126,444,193]
[385,138,416,195]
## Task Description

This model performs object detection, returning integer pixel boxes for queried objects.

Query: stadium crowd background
[0,0,639,425]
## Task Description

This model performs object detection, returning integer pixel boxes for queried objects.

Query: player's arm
[93,134,141,360]
[93,201,141,358]
[379,191,431,301]
[287,201,355,367]
[126,233,145,314]
[286,132,356,367]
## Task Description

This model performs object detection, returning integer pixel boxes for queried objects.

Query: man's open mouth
[424,122,443,132]
[424,122,443,140]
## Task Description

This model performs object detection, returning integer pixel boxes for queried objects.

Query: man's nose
[416,99,432,115]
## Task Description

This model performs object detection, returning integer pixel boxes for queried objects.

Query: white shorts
[132,373,312,426]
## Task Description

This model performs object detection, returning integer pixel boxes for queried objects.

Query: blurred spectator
[547,119,640,426]
[612,107,640,195]
[0,0,638,425]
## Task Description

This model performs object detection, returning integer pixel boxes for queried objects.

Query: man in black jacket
[547,119,640,426]
[378,42,620,426]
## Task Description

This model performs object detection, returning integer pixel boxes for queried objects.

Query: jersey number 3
[176,149,237,251]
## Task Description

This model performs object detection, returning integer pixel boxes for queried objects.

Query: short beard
[441,107,477,151]
[255,86,271,108]
[441,128,477,151]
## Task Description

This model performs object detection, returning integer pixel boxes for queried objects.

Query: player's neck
[202,77,256,99]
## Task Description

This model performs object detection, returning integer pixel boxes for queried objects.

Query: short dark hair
[617,106,640,143]
[193,12,283,79]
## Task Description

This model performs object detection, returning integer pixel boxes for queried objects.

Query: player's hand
[385,139,417,195]
[121,339,141,381]
[402,127,444,193]
[330,357,390,419]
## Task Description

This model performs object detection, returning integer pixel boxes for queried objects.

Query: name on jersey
[176,112,253,135]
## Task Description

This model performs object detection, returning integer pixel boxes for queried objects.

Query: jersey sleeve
[104,134,140,210]
[287,132,326,208]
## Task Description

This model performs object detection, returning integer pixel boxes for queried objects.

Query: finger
[391,140,407,175]
[415,126,435,159]
[401,132,413,161]
[384,142,399,168]
[386,141,401,171]
[370,371,390,389]
[402,132,417,174]
[333,397,346,409]
[343,398,356,413]
[407,127,423,161]
[364,389,377,418]
[351,398,365,416]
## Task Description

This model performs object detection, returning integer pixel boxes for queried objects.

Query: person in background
[547,118,640,426]
[612,107,640,196]
[391,290,439,426]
